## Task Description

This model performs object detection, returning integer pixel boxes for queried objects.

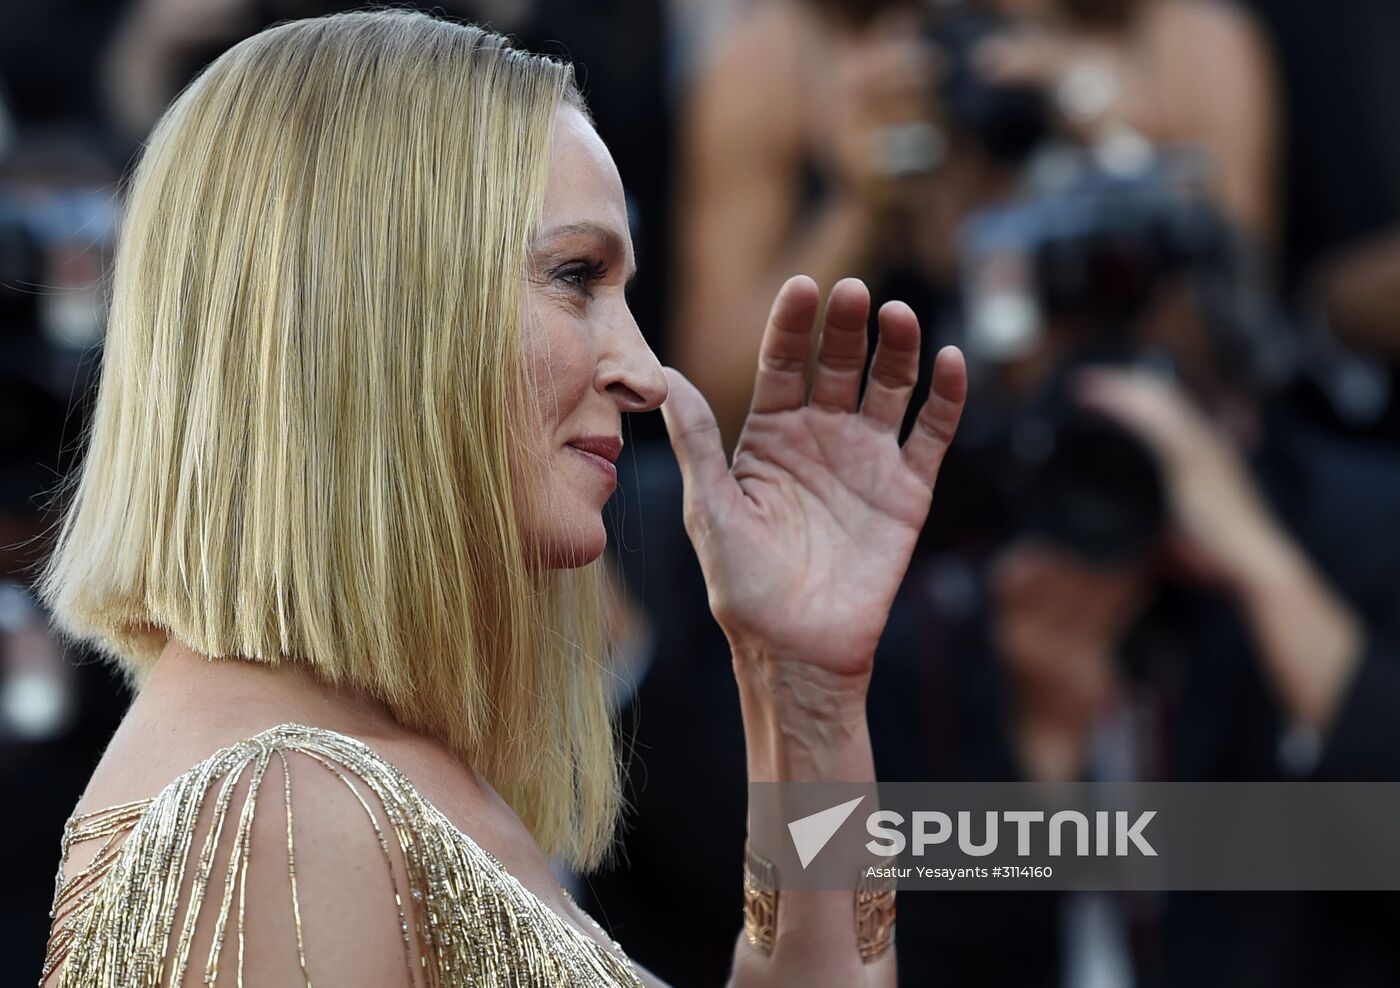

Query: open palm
[661,276,967,682]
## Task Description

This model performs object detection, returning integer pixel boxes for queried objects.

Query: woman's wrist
[730,641,875,784]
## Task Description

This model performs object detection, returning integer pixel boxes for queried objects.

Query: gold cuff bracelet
[742,839,896,963]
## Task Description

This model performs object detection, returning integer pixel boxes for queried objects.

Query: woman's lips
[566,437,621,486]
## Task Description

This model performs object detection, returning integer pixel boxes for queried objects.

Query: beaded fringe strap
[41,724,642,988]
[42,799,153,984]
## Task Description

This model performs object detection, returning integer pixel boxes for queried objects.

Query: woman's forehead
[540,108,629,239]
[537,107,632,256]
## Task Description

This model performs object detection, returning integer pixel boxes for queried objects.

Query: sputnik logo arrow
[787,796,865,869]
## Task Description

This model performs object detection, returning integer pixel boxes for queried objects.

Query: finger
[1074,368,1199,460]
[659,367,732,520]
[859,300,922,431]
[749,275,822,416]
[901,345,967,485]
[808,278,871,413]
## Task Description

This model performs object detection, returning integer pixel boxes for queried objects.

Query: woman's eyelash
[554,259,609,292]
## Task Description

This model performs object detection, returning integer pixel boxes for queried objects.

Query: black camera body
[928,7,1051,165]
[963,346,1168,564]
[953,152,1277,562]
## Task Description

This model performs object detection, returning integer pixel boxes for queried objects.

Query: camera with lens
[952,149,1282,562]
[865,3,1049,179]
[926,4,1051,166]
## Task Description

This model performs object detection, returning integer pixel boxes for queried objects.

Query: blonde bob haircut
[40,10,621,869]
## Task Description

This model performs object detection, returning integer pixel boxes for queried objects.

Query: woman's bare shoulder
[50,723,644,986]
[50,726,436,987]
[50,651,637,984]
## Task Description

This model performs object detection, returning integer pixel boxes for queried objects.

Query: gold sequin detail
[41,724,642,987]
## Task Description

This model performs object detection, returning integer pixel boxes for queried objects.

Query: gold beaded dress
[41,723,644,987]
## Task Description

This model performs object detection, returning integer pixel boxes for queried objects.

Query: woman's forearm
[726,644,893,988]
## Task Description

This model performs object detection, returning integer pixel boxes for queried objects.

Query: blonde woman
[38,10,966,987]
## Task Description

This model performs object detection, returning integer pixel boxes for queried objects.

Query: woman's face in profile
[521,107,667,568]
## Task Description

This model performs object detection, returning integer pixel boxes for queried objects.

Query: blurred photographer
[904,140,1400,985]
[674,0,1276,445]
[929,355,1400,986]
[986,369,1376,788]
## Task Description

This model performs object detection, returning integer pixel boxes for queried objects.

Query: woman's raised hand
[661,275,966,695]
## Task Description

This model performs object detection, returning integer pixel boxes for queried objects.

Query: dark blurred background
[4,1,1399,985]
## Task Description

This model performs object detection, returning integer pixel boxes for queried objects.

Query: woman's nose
[600,315,668,413]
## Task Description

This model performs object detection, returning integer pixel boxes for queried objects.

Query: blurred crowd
[3,1,1399,985]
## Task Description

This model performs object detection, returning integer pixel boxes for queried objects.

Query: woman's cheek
[548,332,595,423]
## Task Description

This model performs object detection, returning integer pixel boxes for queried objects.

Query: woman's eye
[555,261,607,294]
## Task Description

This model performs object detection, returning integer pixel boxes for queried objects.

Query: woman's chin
[529,518,607,570]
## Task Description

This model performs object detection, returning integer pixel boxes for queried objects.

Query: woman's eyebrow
[535,220,638,282]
